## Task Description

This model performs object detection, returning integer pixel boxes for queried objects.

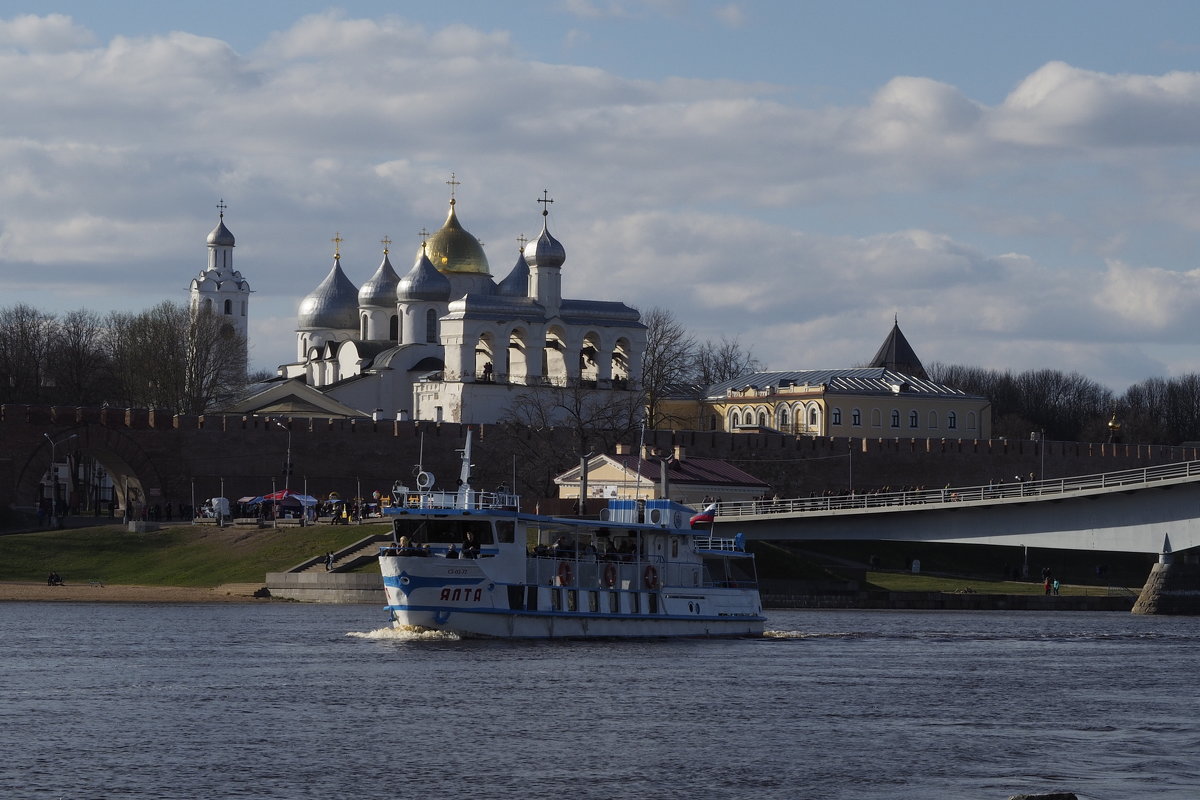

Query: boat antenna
[634,419,646,501]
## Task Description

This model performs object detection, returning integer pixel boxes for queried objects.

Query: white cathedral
[215,190,647,424]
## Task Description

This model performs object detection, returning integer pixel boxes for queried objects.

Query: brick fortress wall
[3,404,1196,511]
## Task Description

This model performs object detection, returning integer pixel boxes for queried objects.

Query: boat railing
[694,535,746,553]
[384,489,520,512]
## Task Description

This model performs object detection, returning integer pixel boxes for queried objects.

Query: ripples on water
[1,605,1197,800]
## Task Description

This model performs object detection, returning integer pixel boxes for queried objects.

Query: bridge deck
[711,460,1200,555]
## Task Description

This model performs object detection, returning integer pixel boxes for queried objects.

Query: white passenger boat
[379,432,764,638]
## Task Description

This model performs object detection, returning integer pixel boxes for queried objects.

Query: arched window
[223,299,232,315]
[928,411,938,429]
[948,411,958,430]
[758,411,767,427]
[730,410,741,428]
[389,315,398,341]
[203,298,213,313]
[240,301,246,316]
[967,411,977,430]
[851,408,861,426]
[809,407,819,427]
[779,408,789,429]
[890,410,901,428]
[425,309,437,343]
[360,313,369,340]
[871,409,881,427]
[832,407,842,426]
[909,410,919,428]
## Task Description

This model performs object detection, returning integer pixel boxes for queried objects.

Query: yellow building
[657,321,992,439]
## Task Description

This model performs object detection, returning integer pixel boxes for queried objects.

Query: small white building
[555,445,771,505]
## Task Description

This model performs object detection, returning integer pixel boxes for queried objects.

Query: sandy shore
[0,581,273,603]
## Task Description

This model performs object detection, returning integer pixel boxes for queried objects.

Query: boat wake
[762,629,814,639]
[347,626,462,641]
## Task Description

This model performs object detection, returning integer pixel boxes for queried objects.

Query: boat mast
[457,428,474,509]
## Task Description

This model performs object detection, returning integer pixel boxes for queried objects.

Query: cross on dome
[332,232,343,259]
[537,190,554,217]
[446,172,461,206]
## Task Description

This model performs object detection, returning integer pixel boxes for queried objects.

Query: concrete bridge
[714,460,1200,558]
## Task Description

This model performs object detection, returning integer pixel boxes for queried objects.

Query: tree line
[10,298,1200,447]
[927,363,1200,446]
[0,302,248,414]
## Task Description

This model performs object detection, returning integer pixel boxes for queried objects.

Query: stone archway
[15,423,166,521]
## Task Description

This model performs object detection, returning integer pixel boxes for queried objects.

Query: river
[0,604,1196,799]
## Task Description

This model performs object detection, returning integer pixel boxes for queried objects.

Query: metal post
[44,433,77,528]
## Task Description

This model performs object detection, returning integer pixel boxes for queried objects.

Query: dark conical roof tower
[868,317,928,379]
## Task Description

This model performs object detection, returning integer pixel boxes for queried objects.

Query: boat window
[495,520,515,543]
[630,592,640,614]
[391,518,494,544]
[566,590,578,612]
[609,592,619,613]
[671,539,679,558]
[588,591,599,612]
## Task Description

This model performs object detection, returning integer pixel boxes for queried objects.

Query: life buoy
[602,563,617,588]
[643,565,659,589]
[557,561,573,586]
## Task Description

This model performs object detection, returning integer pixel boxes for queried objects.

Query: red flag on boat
[689,503,718,528]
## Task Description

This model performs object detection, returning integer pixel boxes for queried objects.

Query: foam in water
[347,626,461,641]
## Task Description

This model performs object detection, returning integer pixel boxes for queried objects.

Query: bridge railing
[716,459,1200,519]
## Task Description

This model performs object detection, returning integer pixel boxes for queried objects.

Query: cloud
[0,12,94,52]
[4,12,1200,393]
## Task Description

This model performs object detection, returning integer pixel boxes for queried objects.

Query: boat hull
[381,556,764,639]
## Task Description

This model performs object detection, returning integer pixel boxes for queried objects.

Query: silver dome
[358,253,401,307]
[494,252,530,297]
[397,249,451,302]
[207,218,235,247]
[298,257,360,330]
[523,217,565,269]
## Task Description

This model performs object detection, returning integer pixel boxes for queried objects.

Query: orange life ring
[556,561,573,586]
[602,562,617,588]
[643,565,659,589]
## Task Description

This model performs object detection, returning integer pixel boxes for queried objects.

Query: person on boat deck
[445,542,459,559]
[462,532,480,558]
[552,536,574,554]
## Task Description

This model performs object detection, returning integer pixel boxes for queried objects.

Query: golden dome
[421,200,490,275]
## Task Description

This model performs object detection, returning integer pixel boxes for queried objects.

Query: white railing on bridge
[716,459,1200,519]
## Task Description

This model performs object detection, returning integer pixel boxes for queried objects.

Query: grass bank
[0,523,389,587]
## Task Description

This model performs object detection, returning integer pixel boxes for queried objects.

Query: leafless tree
[48,309,112,405]
[639,306,697,428]
[0,303,59,404]
[494,380,643,500]
[104,301,246,413]
[694,335,763,385]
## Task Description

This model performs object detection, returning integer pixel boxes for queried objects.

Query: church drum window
[425,309,437,343]
[948,411,958,430]
[909,410,919,428]
[890,410,900,428]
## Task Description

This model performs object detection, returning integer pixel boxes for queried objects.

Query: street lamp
[44,432,78,528]
[271,419,293,523]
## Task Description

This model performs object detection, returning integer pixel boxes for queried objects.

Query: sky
[4,1,1200,392]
